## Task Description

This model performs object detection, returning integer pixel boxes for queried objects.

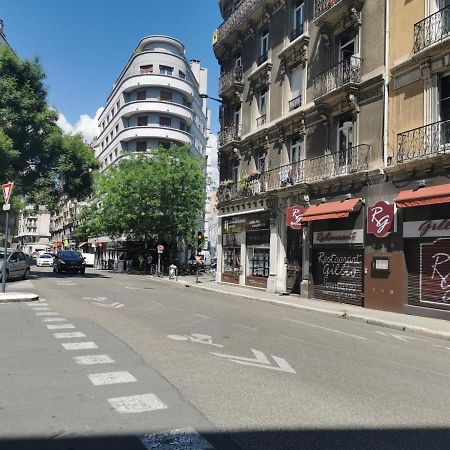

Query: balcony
[290,24,304,41]
[218,123,241,147]
[413,5,450,55]
[396,119,450,164]
[217,145,370,204]
[313,56,362,102]
[256,114,267,127]
[219,66,244,97]
[313,0,365,26]
[289,95,302,111]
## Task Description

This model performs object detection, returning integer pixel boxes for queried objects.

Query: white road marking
[230,322,259,331]
[140,427,214,449]
[53,332,86,339]
[73,354,115,365]
[282,318,368,340]
[93,301,124,308]
[47,324,76,330]
[42,317,67,322]
[35,312,60,316]
[434,344,450,350]
[61,342,98,350]
[33,303,48,306]
[88,371,137,386]
[375,331,431,342]
[168,333,223,347]
[195,313,211,319]
[107,393,168,414]
[32,307,51,311]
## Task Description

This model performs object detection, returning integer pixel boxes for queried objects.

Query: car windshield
[40,255,53,259]
[58,251,80,259]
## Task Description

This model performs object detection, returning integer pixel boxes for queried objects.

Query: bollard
[169,264,178,280]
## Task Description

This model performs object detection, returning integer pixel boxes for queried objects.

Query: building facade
[95,35,208,169]
[17,206,51,254]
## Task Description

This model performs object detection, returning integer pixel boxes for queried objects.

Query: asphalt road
[1,266,450,450]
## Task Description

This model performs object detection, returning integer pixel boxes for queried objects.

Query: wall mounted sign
[420,238,450,305]
[222,212,270,233]
[367,201,396,238]
[286,205,305,230]
[313,229,364,245]
[404,219,450,238]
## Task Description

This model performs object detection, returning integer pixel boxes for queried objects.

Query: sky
[0,0,223,140]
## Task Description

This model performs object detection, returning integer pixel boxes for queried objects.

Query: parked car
[36,253,54,267]
[53,250,86,274]
[0,250,31,282]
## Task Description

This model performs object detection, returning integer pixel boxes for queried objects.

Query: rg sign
[286,205,305,230]
[367,201,396,238]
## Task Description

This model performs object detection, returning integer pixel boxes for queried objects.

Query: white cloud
[57,107,104,143]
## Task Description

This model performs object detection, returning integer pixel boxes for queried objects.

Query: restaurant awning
[301,198,362,222]
[395,183,450,208]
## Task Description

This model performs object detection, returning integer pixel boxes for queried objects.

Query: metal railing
[289,95,302,111]
[290,24,304,41]
[396,119,450,163]
[219,66,244,94]
[313,56,362,99]
[215,0,264,46]
[218,123,241,147]
[413,5,450,53]
[217,144,370,203]
[256,114,267,127]
[313,0,341,20]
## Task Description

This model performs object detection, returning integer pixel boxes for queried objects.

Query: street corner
[0,292,39,303]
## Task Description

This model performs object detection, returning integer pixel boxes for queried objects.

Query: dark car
[53,251,86,274]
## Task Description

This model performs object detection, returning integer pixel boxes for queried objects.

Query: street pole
[157,253,161,277]
[1,209,9,293]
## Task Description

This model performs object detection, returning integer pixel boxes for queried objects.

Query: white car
[36,253,54,267]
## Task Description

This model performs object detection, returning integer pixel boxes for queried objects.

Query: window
[138,116,148,126]
[140,65,153,74]
[259,89,267,116]
[234,106,241,127]
[180,120,186,131]
[235,55,242,67]
[339,34,355,61]
[289,66,303,108]
[159,116,172,128]
[440,75,450,122]
[159,141,171,150]
[136,141,147,152]
[115,124,119,135]
[289,137,301,163]
[179,70,186,79]
[292,2,304,39]
[116,100,120,111]
[337,115,354,170]
[137,90,146,101]
[260,30,269,64]
[160,65,174,76]
[232,160,239,183]
[249,248,270,278]
[256,150,266,173]
[160,90,173,102]
[182,96,189,107]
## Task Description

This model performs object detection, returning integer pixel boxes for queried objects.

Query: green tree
[77,146,206,254]
[0,46,98,210]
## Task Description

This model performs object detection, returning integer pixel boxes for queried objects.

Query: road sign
[2,182,13,204]
[157,244,164,254]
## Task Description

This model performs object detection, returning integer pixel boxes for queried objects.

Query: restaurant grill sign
[367,201,396,238]
[313,229,364,245]
[404,219,450,238]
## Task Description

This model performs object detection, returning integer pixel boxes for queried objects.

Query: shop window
[223,247,240,274]
[249,247,270,278]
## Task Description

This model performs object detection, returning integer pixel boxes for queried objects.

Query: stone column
[300,222,311,298]
[215,216,223,283]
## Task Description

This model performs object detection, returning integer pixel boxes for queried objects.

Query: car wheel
[23,268,30,280]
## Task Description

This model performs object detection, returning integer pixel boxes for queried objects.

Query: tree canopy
[77,146,206,246]
[0,46,98,210]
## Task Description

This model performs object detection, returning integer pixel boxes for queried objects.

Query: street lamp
[200,93,223,104]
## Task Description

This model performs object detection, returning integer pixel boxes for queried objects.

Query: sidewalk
[141,271,450,342]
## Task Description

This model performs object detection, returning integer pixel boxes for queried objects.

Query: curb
[0,292,39,303]
[146,275,450,342]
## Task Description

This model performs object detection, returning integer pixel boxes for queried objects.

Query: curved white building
[96,35,209,170]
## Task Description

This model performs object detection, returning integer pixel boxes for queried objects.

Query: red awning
[395,183,450,208]
[301,198,362,222]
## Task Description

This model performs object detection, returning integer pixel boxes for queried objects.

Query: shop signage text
[404,219,450,238]
[367,201,396,238]
[286,205,305,230]
[223,212,270,233]
[313,229,364,245]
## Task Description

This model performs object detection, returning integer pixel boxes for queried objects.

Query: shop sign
[313,229,364,245]
[222,212,270,233]
[367,201,396,238]
[404,219,450,238]
[420,238,450,305]
[286,205,305,230]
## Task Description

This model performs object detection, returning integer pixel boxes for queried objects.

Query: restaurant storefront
[285,205,305,294]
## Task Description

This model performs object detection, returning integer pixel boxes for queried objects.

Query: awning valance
[395,183,450,208]
[302,198,362,222]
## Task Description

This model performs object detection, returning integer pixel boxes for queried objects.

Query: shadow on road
[1,427,450,450]
[29,271,111,280]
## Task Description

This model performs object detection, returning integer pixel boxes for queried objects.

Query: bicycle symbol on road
[167,333,223,348]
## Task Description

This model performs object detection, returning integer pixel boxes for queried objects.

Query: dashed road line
[42,317,67,322]
[73,355,115,365]
[140,427,214,449]
[88,371,137,386]
[32,307,51,311]
[35,312,60,316]
[47,324,76,330]
[230,322,259,331]
[107,393,168,414]
[53,332,86,339]
[61,342,98,350]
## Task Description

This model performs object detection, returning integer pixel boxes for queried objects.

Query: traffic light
[197,230,204,253]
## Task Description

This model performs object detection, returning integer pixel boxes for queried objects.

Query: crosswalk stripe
[53,332,86,339]
[88,371,136,385]
[62,342,98,350]
[73,355,115,365]
[42,317,66,322]
[47,324,76,329]
[107,393,168,414]
[35,312,60,316]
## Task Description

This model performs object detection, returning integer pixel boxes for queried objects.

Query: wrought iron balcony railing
[218,123,241,147]
[219,66,244,94]
[396,119,450,164]
[290,24,304,41]
[215,0,264,46]
[217,144,370,203]
[413,5,450,53]
[313,56,362,100]
[256,114,267,127]
[313,0,341,20]
[289,95,302,111]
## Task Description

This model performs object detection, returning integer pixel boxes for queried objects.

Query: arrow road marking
[211,349,296,374]
[92,302,124,308]
[168,334,223,347]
